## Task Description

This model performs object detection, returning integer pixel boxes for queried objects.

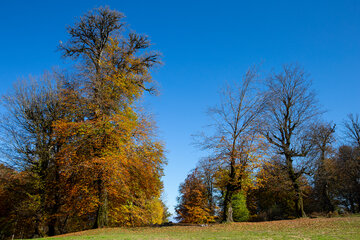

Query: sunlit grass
[35,216,360,240]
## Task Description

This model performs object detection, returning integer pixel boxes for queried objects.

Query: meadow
[42,216,360,240]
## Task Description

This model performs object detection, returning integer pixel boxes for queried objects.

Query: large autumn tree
[56,7,165,228]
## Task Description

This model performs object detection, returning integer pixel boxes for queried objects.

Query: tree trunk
[322,183,334,212]
[349,198,355,213]
[47,218,56,236]
[47,167,61,236]
[318,149,334,213]
[286,156,306,218]
[293,181,306,217]
[93,179,108,228]
[47,200,60,236]
[222,186,234,222]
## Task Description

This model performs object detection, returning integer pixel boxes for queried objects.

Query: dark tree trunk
[286,155,306,218]
[47,166,61,236]
[223,186,234,223]
[47,218,56,236]
[47,198,60,236]
[349,198,355,213]
[321,183,334,212]
[93,178,108,229]
[293,180,306,217]
[222,154,237,223]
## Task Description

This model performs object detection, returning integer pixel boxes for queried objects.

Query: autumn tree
[176,169,215,224]
[333,145,360,212]
[199,66,265,222]
[0,7,165,235]
[262,64,321,218]
[339,113,360,212]
[250,158,311,220]
[0,164,38,239]
[57,7,165,228]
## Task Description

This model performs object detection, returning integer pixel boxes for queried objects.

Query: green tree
[232,191,249,222]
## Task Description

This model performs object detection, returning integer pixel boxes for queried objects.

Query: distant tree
[334,145,360,213]
[309,122,336,212]
[340,114,360,212]
[198,66,265,222]
[262,64,321,218]
[197,157,219,216]
[176,169,215,224]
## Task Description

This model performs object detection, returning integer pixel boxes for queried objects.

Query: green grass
[41,216,360,240]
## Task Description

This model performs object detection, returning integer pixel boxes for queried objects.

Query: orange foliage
[176,169,215,224]
[52,7,165,227]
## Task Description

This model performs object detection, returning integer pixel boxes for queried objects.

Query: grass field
[44,216,360,240]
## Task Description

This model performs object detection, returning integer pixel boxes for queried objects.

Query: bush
[232,192,250,222]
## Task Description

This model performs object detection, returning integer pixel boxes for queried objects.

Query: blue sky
[0,0,359,216]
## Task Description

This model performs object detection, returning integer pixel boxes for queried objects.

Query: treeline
[176,66,360,224]
[0,7,168,239]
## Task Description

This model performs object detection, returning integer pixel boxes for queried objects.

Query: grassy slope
[43,216,360,240]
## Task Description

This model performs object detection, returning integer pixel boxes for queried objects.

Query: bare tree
[344,114,360,147]
[60,7,125,72]
[262,64,321,218]
[342,114,360,211]
[199,66,265,222]
[310,122,336,212]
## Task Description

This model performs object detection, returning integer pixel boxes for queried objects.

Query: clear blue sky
[0,0,359,216]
